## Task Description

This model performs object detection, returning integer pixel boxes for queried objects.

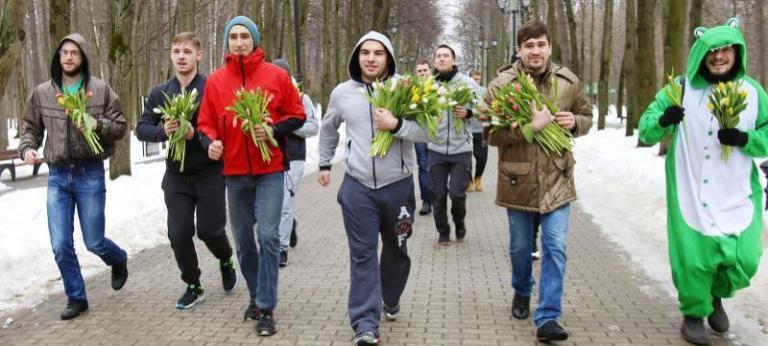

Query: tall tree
[107,0,137,179]
[175,0,195,33]
[0,0,27,100]
[597,0,613,130]
[372,0,391,33]
[658,0,687,154]
[563,0,580,76]
[49,0,70,52]
[320,0,333,111]
[622,0,637,136]
[634,0,657,137]
[546,0,560,62]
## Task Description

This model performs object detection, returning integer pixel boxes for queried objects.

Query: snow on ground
[0,103,346,312]
[575,111,768,339]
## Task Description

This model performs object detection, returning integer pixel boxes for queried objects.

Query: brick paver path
[0,149,738,345]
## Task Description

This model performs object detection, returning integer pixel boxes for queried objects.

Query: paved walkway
[0,149,738,345]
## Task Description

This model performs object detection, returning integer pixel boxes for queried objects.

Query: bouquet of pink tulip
[56,90,103,155]
[364,75,449,157]
[152,88,198,172]
[226,88,279,162]
[485,73,572,156]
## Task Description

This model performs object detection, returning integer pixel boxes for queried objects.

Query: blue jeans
[226,173,284,310]
[47,162,127,302]
[414,142,432,204]
[506,204,570,327]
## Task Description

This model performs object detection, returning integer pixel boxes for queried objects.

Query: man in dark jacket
[19,33,129,320]
[271,58,319,267]
[197,16,305,337]
[136,32,237,310]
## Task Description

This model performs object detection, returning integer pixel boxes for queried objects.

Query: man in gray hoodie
[318,31,429,346]
[428,45,483,245]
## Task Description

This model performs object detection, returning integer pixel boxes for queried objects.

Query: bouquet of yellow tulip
[665,73,683,107]
[708,81,748,162]
[364,75,448,157]
[152,88,198,172]
[56,90,103,155]
[226,88,279,162]
[446,83,477,134]
[486,73,572,156]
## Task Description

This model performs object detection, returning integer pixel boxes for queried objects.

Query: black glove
[718,128,748,147]
[659,105,685,127]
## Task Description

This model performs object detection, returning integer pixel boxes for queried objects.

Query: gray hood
[348,31,397,83]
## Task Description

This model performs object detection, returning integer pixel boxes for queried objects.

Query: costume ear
[725,17,740,28]
[694,27,707,39]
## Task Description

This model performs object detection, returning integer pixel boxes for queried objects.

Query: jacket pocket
[499,161,531,187]
[553,155,575,179]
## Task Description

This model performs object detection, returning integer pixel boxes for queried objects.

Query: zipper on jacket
[239,55,255,176]
[366,84,378,189]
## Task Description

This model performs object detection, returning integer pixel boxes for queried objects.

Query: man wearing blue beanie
[198,15,306,337]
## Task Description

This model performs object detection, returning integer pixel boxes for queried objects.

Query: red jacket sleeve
[196,80,219,148]
[271,75,306,137]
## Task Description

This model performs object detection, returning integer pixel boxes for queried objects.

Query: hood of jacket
[687,17,746,89]
[347,31,396,84]
[51,33,92,90]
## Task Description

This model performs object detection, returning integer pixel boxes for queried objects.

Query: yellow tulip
[720,97,729,107]
[707,102,715,111]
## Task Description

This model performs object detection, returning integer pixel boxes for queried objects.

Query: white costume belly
[674,78,758,236]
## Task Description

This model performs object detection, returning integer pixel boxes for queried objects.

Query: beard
[62,67,81,78]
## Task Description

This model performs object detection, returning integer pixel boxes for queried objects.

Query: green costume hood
[686,17,747,89]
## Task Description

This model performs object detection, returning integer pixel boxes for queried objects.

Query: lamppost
[478,38,498,85]
[496,0,529,62]
[292,0,303,82]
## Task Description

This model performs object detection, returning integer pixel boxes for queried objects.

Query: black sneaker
[289,219,298,247]
[256,310,277,336]
[111,260,128,290]
[279,251,288,268]
[708,297,729,333]
[353,331,380,345]
[220,257,238,292]
[418,203,432,215]
[511,293,530,320]
[455,224,466,241]
[60,299,88,320]
[176,284,205,309]
[536,320,569,341]
[383,303,400,321]
[438,233,450,245]
[681,316,709,345]
[243,301,262,321]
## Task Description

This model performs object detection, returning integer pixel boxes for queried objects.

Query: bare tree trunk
[176,0,195,33]
[0,0,27,101]
[546,0,560,62]
[563,0,580,76]
[320,0,333,112]
[635,0,657,145]
[49,0,70,52]
[372,0,390,33]
[597,0,613,130]
[658,0,687,154]
[623,0,637,137]
[108,0,136,179]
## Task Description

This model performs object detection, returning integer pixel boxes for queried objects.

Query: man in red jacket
[197,16,305,337]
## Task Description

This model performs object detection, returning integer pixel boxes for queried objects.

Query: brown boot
[466,181,475,193]
[474,177,483,191]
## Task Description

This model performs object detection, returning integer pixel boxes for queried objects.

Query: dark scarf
[434,65,458,82]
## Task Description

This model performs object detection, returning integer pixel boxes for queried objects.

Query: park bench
[0,149,44,182]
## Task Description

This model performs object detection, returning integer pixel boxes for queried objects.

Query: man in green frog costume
[639,18,767,345]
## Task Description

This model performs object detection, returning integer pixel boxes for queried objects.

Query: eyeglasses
[59,49,81,58]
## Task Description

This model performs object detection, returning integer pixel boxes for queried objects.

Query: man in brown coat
[18,33,128,320]
[482,20,591,342]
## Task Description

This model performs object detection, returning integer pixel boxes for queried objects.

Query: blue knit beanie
[223,16,261,49]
